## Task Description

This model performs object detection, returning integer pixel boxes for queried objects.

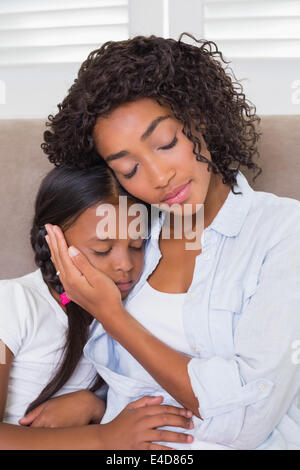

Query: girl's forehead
[66,201,148,242]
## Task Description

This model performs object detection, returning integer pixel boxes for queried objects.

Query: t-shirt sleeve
[0,280,30,356]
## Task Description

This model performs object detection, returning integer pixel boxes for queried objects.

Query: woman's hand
[45,223,123,327]
[18,390,106,428]
[98,395,194,450]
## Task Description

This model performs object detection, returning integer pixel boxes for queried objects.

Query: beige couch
[0,116,300,280]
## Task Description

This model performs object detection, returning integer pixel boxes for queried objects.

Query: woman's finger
[149,429,193,444]
[126,396,163,409]
[51,225,83,281]
[145,413,193,431]
[141,404,193,418]
[146,443,175,450]
[45,224,62,274]
[67,244,101,288]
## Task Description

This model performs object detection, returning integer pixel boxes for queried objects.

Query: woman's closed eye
[123,135,178,179]
[158,135,178,150]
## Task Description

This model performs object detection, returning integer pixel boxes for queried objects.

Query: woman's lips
[116,280,134,291]
[162,180,192,205]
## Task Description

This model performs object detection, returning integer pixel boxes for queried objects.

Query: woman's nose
[146,158,176,189]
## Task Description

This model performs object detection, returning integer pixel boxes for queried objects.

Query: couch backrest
[0,115,299,280]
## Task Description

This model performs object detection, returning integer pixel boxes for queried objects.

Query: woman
[42,34,300,449]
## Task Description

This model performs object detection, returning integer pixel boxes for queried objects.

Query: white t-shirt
[0,269,98,425]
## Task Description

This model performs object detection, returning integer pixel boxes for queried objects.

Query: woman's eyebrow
[140,114,171,141]
[105,114,171,162]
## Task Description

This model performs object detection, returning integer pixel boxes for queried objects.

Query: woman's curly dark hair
[42,32,262,193]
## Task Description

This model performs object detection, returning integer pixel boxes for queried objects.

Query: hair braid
[27,222,103,416]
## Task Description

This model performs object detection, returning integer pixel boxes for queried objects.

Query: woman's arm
[104,307,201,418]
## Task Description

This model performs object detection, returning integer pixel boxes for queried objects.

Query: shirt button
[259,383,268,393]
[203,252,211,260]
[205,232,211,241]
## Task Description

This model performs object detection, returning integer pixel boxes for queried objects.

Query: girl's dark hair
[26,162,135,415]
[42,33,262,193]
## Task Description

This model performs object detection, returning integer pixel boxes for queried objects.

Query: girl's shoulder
[0,269,45,303]
[0,269,65,356]
[0,269,57,333]
[0,270,44,355]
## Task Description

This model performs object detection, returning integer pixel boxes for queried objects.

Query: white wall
[0,0,299,119]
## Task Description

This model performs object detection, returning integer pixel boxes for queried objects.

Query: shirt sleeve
[187,230,300,449]
[0,280,30,356]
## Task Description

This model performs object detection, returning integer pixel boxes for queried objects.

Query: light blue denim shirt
[84,170,300,450]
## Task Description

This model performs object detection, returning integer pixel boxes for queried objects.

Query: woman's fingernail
[187,435,194,443]
[69,246,80,257]
[189,420,194,429]
[45,235,50,245]
[186,410,193,418]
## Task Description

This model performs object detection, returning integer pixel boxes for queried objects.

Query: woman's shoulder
[248,188,300,242]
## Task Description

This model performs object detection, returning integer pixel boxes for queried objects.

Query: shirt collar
[208,170,255,237]
[149,170,255,242]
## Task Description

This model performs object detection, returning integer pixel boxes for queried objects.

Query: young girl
[42,33,300,450]
[0,163,194,450]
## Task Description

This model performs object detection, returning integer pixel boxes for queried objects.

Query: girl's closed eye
[92,248,112,256]
[130,242,145,251]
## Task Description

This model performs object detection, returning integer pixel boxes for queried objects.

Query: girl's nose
[113,252,134,273]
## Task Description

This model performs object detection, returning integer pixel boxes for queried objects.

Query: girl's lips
[116,280,133,291]
[161,180,192,205]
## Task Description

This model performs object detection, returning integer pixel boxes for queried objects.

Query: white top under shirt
[0,269,98,425]
[132,281,191,355]
[122,280,231,450]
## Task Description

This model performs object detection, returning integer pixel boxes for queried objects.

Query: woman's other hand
[99,395,194,450]
[45,224,123,325]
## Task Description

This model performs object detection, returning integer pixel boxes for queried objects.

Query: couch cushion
[0,119,51,279]
[0,116,299,280]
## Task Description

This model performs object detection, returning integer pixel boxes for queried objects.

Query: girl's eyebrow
[105,114,171,163]
[88,236,111,242]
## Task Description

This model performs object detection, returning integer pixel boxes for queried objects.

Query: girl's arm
[1,342,193,449]
[19,389,106,427]
[45,224,201,418]
[0,342,98,449]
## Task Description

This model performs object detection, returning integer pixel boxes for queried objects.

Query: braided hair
[26,162,136,415]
